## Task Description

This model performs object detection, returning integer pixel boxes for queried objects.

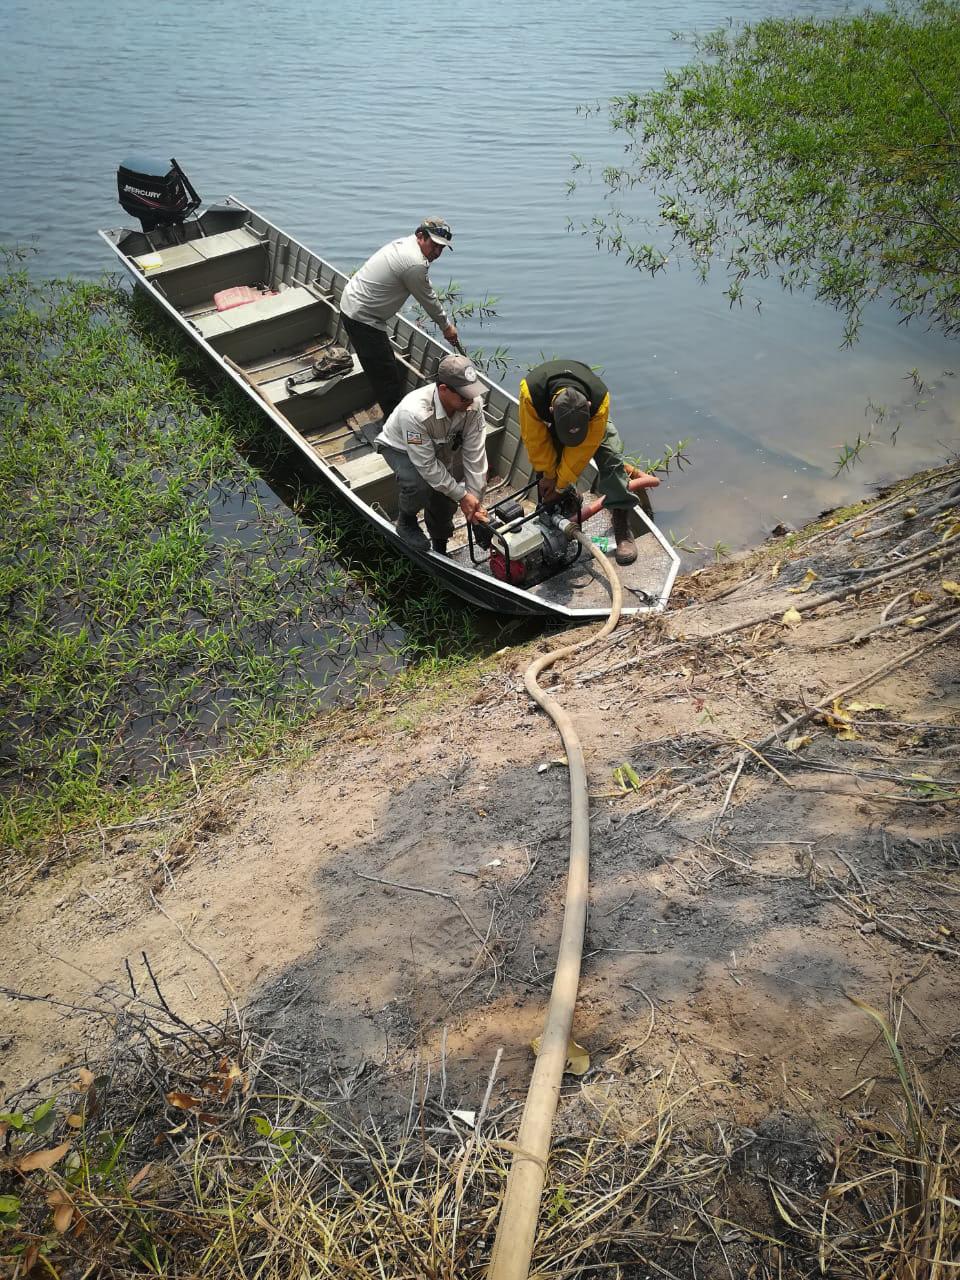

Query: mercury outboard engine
[116,155,201,237]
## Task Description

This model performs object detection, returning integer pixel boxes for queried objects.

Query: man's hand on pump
[460,492,488,524]
[537,474,559,504]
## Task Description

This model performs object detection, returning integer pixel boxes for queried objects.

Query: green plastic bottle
[591,535,611,553]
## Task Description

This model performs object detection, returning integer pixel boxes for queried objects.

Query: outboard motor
[116,155,200,236]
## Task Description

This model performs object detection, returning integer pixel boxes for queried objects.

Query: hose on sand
[487,530,623,1280]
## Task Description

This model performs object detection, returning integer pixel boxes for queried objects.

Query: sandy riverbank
[3,462,958,1274]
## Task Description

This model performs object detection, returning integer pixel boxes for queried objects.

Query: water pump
[469,484,582,585]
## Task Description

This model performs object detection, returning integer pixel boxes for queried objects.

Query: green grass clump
[0,260,488,858]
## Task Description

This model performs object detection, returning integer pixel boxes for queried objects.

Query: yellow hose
[487,531,623,1280]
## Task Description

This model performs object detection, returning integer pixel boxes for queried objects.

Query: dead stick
[733,738,794,787]
[354,871,488,951]
[800,467,960,549]
[631,615,960,815]
[149,889,238,1006]
[477,1046,504,1137]
[716,753,747,824]
[581,535,960,686]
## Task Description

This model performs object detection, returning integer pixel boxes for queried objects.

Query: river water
[3,0,957,554]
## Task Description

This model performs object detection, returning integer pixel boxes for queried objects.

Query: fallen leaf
[75,1068,94,1089]
[785,735,812,752]
[452,1109,476,1128]
[46,1188,74,1233]
[937,925,953,938]
[847,701,885,713]
[788,569,820,594]
[837,728,862,741]
[531,1034,590,1076]
[66,1114,84,1129]
[941,521,960,542]
[127,1163,154,1192]
[165,1091,203,1111]
[830,699,853,723]
[537,757,568,774]
[903,506,918,518]
[911,590,933,605]
[770,560,782,580]
[905,615,928,627]
[781,607,803,627]
[942,580,960,597]
[16,1141,72,1173]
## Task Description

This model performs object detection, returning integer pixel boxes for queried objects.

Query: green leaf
[32,1100,57,1135]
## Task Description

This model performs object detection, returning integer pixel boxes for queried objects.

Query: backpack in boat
[285,346,355,394]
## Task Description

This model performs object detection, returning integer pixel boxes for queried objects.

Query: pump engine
[470,485,582,586]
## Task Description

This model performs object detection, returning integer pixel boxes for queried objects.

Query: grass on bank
[0,259,497,860]
[0,993,956,1278]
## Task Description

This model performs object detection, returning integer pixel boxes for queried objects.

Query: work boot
[396,513,429,551]
[611,508,638,566]
[430,538,448,556]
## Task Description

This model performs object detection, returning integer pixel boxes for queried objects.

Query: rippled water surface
[3,0,957,552]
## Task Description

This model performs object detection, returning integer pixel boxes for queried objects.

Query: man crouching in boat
[340,218,461,421]
[376,354,489,554]
[519,359,648,566]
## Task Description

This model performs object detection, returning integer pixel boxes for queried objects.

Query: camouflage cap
[419,217,453,250]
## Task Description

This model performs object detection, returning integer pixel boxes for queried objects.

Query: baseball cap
[420,217,453,250]
[551,386,590,444]
[438,354,485,401]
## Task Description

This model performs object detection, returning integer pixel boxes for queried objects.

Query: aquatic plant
[0,263,488,856]
[574,0,960,347]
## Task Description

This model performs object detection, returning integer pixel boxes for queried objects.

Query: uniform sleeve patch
[405,430,424,445]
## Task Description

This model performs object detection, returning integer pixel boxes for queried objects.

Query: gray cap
[420,217,453,250]
[551,386,590,444]
[438,354,485,401]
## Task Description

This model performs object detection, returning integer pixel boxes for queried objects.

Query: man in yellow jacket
[518,359,640,565]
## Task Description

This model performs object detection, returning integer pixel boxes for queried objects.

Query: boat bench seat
[260,353,364,405]
[333,417,508,493]
[193,286,317,340]
[334,451,393,491]
[132,228,264,277]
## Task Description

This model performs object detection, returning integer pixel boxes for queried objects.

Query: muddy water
[3,0,958,557]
